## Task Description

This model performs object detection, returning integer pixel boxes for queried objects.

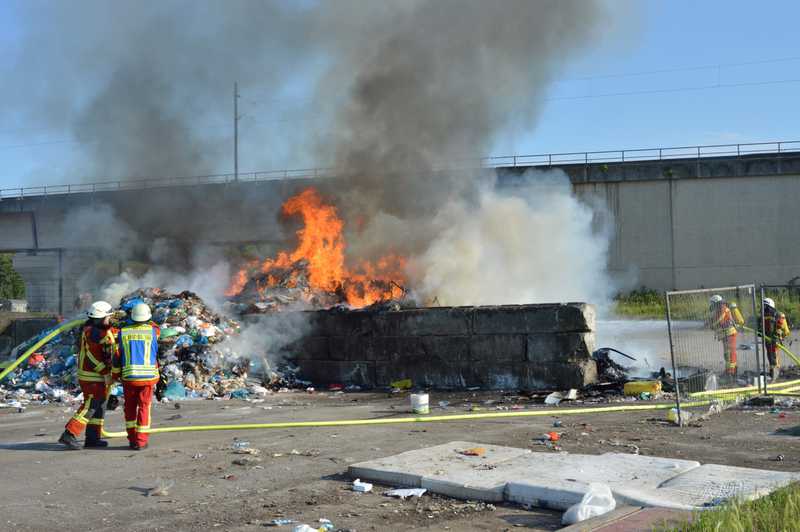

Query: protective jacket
[77,324,117,384]
[113,322,160,385]
[765,310,790,342]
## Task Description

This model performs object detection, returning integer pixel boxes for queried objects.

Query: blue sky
[1,0,798,188]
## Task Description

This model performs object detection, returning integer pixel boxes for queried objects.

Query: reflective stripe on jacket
[77,325,117,383]
[116,323,160,384]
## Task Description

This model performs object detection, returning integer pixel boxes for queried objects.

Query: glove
[106,395,120,411]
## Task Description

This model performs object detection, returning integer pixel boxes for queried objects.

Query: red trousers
[722,334,737,375]
[65,381,108,440]
[766,342,780,369]
[123,383,154,447]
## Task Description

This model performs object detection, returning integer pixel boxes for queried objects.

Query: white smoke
[98,262,231,311]
[411,170,615,309]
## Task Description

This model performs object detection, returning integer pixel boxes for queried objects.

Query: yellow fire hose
[688,378,800,398]
[100,400,714,439]
[0,318,787,439]
[740,325,800,366]
[0,319,84,382]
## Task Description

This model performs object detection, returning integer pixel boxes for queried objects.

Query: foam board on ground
[347,441,531,488]
[625,463,800,510]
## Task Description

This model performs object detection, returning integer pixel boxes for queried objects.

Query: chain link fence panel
[759,285,800,383]
[666,285,760,420]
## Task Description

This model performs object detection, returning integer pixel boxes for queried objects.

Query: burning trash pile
[224,188,409,313]
[1,288,313,409]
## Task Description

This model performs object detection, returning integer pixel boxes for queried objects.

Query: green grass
[662,482,800,531]
[614,287,800,325]
[614,288,666,319]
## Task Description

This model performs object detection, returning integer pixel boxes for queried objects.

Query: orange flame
[226,188,406,308]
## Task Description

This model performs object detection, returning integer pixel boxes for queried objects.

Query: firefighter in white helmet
[707,295,738,379]
[59,301,118,449]
[762,297,790,380]
[112,303,160,450]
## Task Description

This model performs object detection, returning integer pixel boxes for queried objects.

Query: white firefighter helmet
[763,297,776,310]
[87,300,113,319]
[130,302,152,323]
[709,295,723,306]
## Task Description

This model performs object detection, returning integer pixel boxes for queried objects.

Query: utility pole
[234,81,240,182]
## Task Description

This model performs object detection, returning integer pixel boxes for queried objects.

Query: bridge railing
[2,140,799,200]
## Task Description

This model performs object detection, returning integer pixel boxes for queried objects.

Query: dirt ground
[1,391,798,532]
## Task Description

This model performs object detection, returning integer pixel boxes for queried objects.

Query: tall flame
[226,188,406,308]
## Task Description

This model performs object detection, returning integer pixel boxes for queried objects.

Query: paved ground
[1,390,798,531]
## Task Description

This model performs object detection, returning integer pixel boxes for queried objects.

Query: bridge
[3,140,800,311]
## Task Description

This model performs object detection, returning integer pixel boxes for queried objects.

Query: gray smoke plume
[322,0,610,260]
[6,0,316,182]
[8,0,624,310]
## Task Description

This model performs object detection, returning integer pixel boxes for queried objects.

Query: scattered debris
[459,447,486,457]
[544,392,563,406]
[623,380,662,397]
[390,378,413,390]
[385,488,427,499]
[561,483,616,525]
[268,518,297,527]
[232,457,262,466]
[147,479,174,497]
[352,479,373,493]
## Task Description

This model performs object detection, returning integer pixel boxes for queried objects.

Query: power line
[546,77,800,102]
[562,55,800,82]
[2,64,800,150]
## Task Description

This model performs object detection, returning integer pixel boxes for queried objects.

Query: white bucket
[410,393,429,414]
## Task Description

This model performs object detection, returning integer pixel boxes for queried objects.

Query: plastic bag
[561,483,616,525]
[544,392,563,405]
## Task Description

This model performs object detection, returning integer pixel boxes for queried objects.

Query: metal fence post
[665,291,682,424]
[58,249,64,317]
[751,284,762,394]
[760,286,767,393]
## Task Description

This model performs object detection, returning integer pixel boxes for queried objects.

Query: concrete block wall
[255,303,597,390]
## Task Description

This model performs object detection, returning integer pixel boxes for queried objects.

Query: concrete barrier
[256,303,596,390]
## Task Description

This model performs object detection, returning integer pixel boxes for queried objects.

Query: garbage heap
[0,288,311,409]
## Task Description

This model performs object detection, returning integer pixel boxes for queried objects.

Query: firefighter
[763,297,790,380]
[113,302,160,450]
[59,301,117,450]
[708,295,738,379]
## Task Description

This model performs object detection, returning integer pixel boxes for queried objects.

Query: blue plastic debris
[163,381,187,400]
[229,388,249,399]
[20,369,42,383]
[175,335,194,348]
[121,297,145,312]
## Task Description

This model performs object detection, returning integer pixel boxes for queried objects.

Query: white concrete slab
[348,441,531,489]
[348,442,800,511]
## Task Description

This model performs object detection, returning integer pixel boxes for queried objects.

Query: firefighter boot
[84,426,108,448]
[58,430,81,450]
